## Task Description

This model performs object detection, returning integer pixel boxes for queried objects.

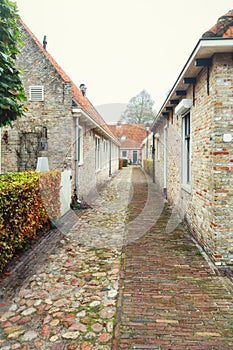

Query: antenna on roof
[80,84,87,97]
[43,35,47,50]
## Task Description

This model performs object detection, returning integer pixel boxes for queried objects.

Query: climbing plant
[0,0,26,127]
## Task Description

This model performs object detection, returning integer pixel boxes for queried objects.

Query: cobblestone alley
[0,167,233,350]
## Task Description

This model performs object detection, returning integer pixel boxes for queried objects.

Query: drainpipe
[75,116,79,196]
[72,109,80,198]
[109,140,112,176]
[152,132,155,183]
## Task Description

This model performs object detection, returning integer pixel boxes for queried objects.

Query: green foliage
[120,89,156,124]
[0,170,61,272]
[143,159,153,177]
[0,0,26,127]
[119,158,123,169]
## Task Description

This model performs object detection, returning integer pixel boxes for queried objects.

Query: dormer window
[29,86,44,101]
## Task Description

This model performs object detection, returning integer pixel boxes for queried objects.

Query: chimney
[43,35,47,50]
[79,84,87,97]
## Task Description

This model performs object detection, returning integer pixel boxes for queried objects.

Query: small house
[151,10,233,265]
[0,20,120,203]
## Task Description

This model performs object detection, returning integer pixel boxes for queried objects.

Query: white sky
[15,0,233,111]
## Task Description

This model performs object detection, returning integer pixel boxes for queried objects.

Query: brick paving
[1,166,233,349]
[113,167,233,350]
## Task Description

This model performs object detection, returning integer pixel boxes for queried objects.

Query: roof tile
[109,124,149,148]
[202,10,233,37]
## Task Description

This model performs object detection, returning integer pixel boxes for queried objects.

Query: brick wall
[0,23,120,205]
[153,53,233,265]
[120,149,141,164]
[1,23,74,174]
[77,124,119,202]
[210,54,233,263]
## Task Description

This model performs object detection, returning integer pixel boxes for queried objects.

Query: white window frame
[95,136,101,171]
[29,85,44,101]
[78,126,83,165]
[103,139,109,168]
[181,111,191,192]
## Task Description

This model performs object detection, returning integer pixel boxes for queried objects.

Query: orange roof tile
[202,10,233,37]
[109,124,149,148]
[19,19,118,142]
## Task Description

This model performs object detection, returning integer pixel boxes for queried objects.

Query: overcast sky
[15,0,233,112]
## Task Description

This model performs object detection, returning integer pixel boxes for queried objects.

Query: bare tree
[120,89,156,124]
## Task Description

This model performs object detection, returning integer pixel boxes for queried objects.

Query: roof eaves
[72,108,120,146]
[20,19,119,145]
[151,37,233,131]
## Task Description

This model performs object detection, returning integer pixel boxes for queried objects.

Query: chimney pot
[79,84,87,97]
[43,35,47,50]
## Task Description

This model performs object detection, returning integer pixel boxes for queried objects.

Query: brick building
[151,10,233,265]
[0,20,120,201]
[109,123,149,164]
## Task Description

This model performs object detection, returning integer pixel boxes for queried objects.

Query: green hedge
[119,158,123,169]
[0,170,61,272]
[143,159,153,177]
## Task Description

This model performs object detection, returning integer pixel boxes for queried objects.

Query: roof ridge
[202,9,233,37]
[19,18,118,143]
[19,19,72,83]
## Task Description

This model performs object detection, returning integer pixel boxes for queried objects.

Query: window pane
[182,112,191,185]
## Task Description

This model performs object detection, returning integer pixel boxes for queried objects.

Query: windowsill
[181,183,192,194]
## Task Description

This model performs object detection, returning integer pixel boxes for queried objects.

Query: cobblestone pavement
[1,166,233,350]
[0,167,133,350]
[113,168,233,350]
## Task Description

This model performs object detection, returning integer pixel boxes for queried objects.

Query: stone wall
[1,23,74,174]
[0,22,120,209]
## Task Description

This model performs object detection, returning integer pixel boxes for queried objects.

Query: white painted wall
[60,169,72,216]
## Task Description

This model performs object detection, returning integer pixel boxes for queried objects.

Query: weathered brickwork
[154,53,233,265]
[186,67,216,257]
[0,22,119,204]
[77,126,119,201]
[1,23,74,174]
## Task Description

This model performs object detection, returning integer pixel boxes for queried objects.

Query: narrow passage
[113,167,233,350]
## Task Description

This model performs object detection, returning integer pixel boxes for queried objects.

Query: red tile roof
[19,19,118,142]
[202,10,233,37]
[109,123,149,149]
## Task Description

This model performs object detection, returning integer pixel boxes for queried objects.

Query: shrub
[0,170,61,272]
[119,158,123,169]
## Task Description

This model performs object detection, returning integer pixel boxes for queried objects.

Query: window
[103,140,109,168]
[122,150,127,158]
[182,112,191,188]
[78,126,83,165]
[95,136,101,170]
[29,86,44,101]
